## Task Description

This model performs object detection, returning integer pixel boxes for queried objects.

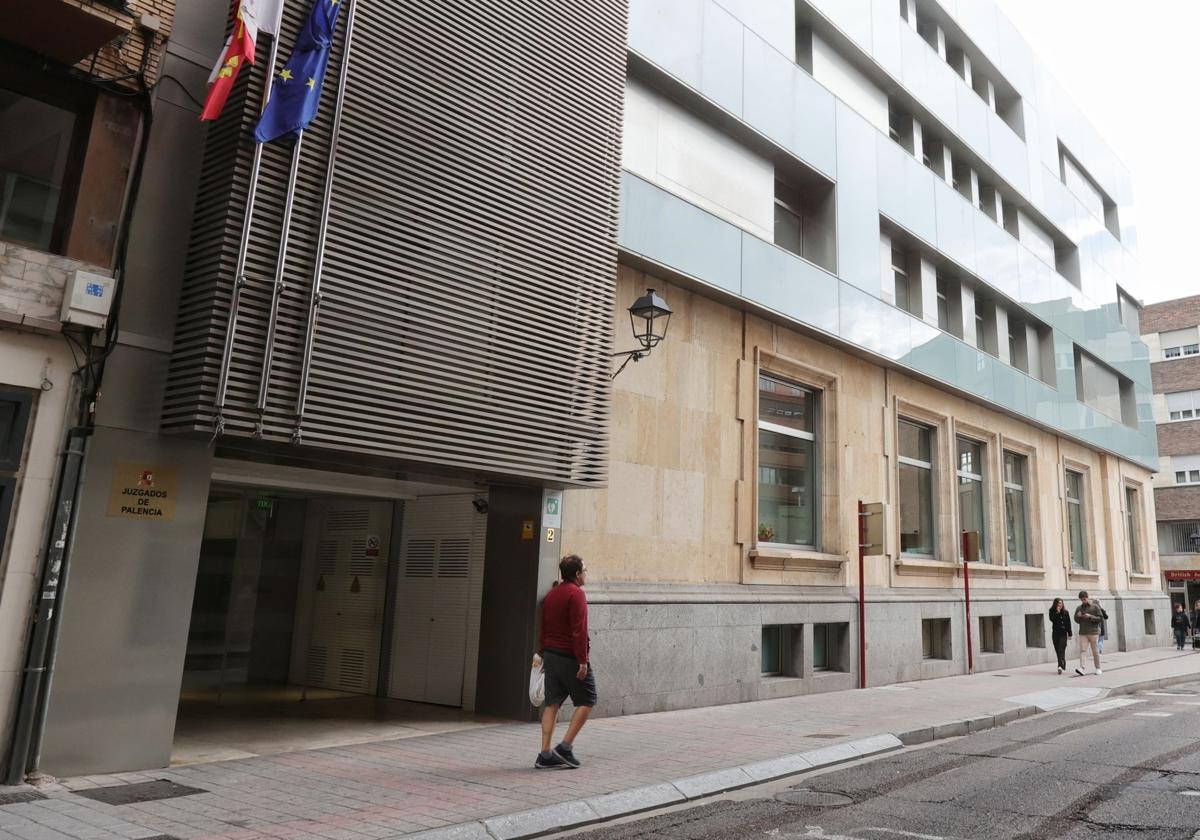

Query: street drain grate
[0,789,47,806]
[805,733,844,739]
[73,780,206,806]
[776,790,854,807]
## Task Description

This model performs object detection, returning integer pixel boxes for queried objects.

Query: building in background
[0,0,173,778]
[560,0,1165,716]
[1141,295,1200,609]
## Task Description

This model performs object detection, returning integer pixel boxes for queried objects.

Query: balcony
[5,0,130,65]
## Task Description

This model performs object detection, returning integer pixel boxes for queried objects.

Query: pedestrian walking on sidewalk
[534,554,596,770]
[1074,590,1104,675]
[1094,598,1110,654]
[1048,597,1073,674]
[1172,603,1192,650]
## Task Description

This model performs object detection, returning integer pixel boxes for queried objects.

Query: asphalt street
[566,681,1200,840]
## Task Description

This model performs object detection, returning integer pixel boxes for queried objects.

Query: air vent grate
[437,538,470,578]
[405,539,435,577]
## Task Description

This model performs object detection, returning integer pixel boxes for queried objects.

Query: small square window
[813,623,849,672]
[922,618,952,660]
[1179,471,1188,484]
[761,625,799,676]
[1024,614,1044,648]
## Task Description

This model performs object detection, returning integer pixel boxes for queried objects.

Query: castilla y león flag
[201,0,285,122]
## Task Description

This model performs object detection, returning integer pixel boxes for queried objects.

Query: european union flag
[254,0,343,143]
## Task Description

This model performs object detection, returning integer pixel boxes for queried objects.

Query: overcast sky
[997,1,1195,304]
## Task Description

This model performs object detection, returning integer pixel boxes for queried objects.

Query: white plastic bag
[529,653,545,707]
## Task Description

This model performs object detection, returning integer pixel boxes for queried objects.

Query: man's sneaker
[1057,667,1063,675]
[554,742,581,768]
[534,750,568,770]
[1074,667,1085,676]
[1095,669,1103,675]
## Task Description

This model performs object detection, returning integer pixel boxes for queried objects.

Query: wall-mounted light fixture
[612,288,672,379]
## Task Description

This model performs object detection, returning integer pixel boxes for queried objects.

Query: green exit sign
[256,498,275,511]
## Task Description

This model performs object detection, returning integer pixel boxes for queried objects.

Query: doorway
[173,488,494,764]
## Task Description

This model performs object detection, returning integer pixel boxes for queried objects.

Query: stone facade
[1143,294,1200,335]
[0,242,109,330]
[562,264,1167,716]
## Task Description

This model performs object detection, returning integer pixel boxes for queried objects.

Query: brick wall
[70,0,177,89]
[1158,419,1200,457]
[1142,294,1200,335]
[1152,358,1200,395]
[1156,485,1200,521]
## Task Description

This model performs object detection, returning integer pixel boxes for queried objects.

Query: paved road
[568,681,1200,840]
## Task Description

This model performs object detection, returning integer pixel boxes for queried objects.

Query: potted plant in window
[758,522,776,543]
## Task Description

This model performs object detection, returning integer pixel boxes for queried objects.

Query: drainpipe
[5,422,89,785]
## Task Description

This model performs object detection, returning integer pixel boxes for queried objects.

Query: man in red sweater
[534,555,596,769]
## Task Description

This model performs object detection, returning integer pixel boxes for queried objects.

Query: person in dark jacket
[1172,603,1192,651]
[1048,597,1073,674]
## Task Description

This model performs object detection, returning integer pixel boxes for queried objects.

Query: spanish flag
[201,0,285,122]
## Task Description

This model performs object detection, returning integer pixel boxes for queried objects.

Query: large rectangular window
[758,376,818,548]
[773,175,836,272]
[898,420,935,555]
[1065,470,1088,570]
[1074,346,1137,427]
[1125,486,1143,574]
[1003,452,1029,565]
[957,437,986,561]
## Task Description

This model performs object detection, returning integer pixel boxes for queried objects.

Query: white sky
[997,0,1196,304]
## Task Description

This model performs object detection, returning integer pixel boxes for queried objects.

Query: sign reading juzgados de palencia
[106,462,179,521]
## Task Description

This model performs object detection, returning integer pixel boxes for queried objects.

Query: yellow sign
[107,462,178,521]
[521,520,534,541]
[545,527,556,543]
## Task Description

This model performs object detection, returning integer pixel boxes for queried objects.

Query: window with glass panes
[1065,470,1088,569]
[0,388,33,563]
[898,420,935,555]
[1166,390,1200,421]
[760,625,795,676]
[1003,452,1029,565]
[957,437,986,561]
[1125,486,1143,573]
[758,376,818,548]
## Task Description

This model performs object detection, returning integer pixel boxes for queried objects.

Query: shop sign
[1164,570,1200,581]
[107,462,178,521]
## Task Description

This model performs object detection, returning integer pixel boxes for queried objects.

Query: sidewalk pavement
[2,647,1199,840]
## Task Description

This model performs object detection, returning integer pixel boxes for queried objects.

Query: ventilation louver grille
[162,0,626,487]
[438,538,470,578]
[404,539,435,577]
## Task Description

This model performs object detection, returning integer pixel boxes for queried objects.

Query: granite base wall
[580,588,1174,718]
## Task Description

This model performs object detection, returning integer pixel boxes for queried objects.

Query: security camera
[472,498,488,514]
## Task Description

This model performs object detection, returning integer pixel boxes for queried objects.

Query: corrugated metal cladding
[164,0,627,486]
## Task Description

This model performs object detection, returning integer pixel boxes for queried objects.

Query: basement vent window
[813,623,849,672]
[922,618,951,660]
[979,616,1003,654]
[1024,614,1044,649]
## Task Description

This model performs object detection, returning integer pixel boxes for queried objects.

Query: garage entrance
[173,484,494,764]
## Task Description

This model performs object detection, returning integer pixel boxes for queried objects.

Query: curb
[399,734,904,840]
[397,671,1200,840]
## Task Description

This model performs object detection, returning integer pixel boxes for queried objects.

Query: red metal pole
[858,500,866,689]
[962,530,974,675]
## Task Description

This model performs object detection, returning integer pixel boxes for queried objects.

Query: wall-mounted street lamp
[612,288,672,379]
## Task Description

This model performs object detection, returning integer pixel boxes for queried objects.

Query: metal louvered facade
[164,0,626,486]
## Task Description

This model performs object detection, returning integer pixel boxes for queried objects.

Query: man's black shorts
[542,648,597,708]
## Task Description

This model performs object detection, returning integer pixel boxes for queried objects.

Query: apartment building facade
[1141,295,1200,612]
[559,0,1165,717]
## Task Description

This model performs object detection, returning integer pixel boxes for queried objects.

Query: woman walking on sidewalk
[1048,597,1073,674]
[1172,603,1192,650]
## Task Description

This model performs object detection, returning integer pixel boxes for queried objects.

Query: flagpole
[293,0,358,444]
[254,129,304,437]
[213,27,282,438]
